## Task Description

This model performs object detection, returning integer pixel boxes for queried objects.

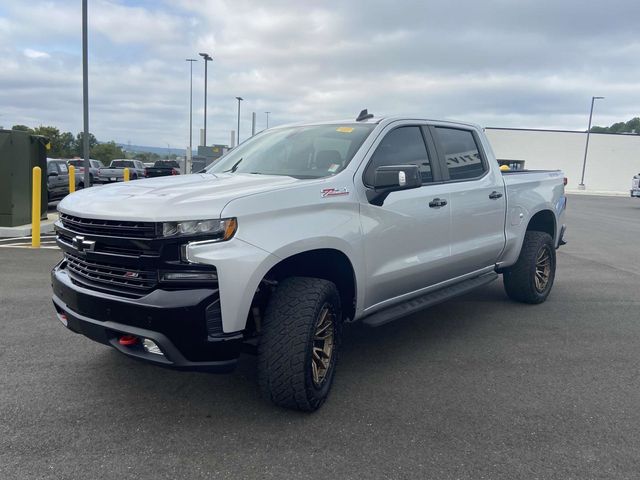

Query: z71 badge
[321,187,349,198]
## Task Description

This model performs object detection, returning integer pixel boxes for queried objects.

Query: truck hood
[58,173,300,221]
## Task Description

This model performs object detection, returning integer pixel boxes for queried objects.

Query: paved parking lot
[1,195,639,479]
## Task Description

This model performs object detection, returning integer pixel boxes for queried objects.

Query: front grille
[65,252,157,294]
[60,213,156,238]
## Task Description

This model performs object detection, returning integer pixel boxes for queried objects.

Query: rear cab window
[432,127,486,181]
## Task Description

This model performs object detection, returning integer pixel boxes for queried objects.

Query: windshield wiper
[223,158,243,173]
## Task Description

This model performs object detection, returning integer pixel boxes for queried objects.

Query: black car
[145,160,182,178]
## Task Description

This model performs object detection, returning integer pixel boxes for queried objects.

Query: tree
[91,141,125,164]
[73,132,98,157]
[591,117,640,134]
[12,124,32,132]
[135,151,161,163]
[32,125,75,157]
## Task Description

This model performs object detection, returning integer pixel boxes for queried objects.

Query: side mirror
[367,164,421,206]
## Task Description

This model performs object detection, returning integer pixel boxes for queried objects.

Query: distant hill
[119,143,192,157]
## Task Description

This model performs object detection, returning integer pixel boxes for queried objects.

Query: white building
[485,128,640,194]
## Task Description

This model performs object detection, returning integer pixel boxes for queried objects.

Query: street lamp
[186,58,197,173]
[579,96,605,189]
[199,52,212,146]
[236,97,244,144]
[265,111,270,129]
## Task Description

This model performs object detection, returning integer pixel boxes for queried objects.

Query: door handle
[429,198,447,208]
[489,191,503,200]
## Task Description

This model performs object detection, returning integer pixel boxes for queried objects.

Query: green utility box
[0,130,49,227]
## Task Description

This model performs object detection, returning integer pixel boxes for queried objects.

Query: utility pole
[265,111,270,129]
[579,96,605,189]
[82,0,90,187]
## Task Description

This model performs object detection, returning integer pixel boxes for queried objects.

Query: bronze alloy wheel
[534,246,552,293]
[311,304,335,387]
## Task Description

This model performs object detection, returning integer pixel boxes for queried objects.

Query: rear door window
[364,126,433,185]
[433,127,486,181]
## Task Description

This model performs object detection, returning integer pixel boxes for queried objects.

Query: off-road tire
[258,277,342,412]
[503,231,556,304]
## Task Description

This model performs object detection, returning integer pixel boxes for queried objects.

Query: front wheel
[258,277,342,412]
[503,231,556,304]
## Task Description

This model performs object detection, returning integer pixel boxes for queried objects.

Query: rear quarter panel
[498,171,566,268]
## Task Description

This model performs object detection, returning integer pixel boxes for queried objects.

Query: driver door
[359,124,453,313]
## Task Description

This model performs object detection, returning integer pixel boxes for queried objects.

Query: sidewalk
[565,189,629,197]
[0,212,59,238]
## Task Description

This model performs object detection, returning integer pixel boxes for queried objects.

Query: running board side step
[362,272,499,328]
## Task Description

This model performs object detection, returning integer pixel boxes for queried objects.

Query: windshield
[206,124,375,179]
[68,160,84,167]
[111,160,134,168]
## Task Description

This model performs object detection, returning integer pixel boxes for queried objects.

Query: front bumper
[51,263,243,372]
[631,189,640,198]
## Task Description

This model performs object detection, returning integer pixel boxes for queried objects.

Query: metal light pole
[579,96,605,189]
[235,97,243,144]
[82,0,90,187]
[186,58,197,173]
[265,111,270,129]
[199,52,212,146]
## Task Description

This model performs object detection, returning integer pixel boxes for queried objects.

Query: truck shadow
[84,282,514,415]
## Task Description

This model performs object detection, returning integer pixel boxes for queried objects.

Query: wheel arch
[261,248,357,322]
[526,209,556,239]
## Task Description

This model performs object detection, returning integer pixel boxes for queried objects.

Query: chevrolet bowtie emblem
[72,235,96,253]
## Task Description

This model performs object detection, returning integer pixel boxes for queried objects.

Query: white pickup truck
[51,111,567,411]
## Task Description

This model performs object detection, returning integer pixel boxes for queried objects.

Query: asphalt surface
[1,195,639,479]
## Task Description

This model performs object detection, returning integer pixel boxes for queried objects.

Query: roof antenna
[356,109,374,122]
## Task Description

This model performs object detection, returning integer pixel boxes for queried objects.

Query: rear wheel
[503,231,556,304]
[258,277,342,412]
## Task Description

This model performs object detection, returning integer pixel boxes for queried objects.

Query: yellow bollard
[123,167,130,182]
[68,164,75,193]
[32,166,41,248]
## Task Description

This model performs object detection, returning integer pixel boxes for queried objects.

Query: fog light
[161,271,217,281]
[142,338,163,355]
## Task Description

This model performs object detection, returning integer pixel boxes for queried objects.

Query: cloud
[0,0,638,147]
[23,48,50,59]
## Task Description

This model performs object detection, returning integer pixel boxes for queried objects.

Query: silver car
[67,159,105,185]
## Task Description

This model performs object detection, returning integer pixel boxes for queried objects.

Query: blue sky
[1,0,639,148]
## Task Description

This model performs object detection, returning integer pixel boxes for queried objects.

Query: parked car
[96,159,146,183]
[631,173,640,198]
[46,158,83,201]
[67,158,105,184]
[145,160,181,178]
[52,112,567,411]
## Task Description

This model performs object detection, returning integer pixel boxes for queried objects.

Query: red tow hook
[118,335,139,346]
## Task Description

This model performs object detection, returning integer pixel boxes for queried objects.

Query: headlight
[160,218,237,240]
